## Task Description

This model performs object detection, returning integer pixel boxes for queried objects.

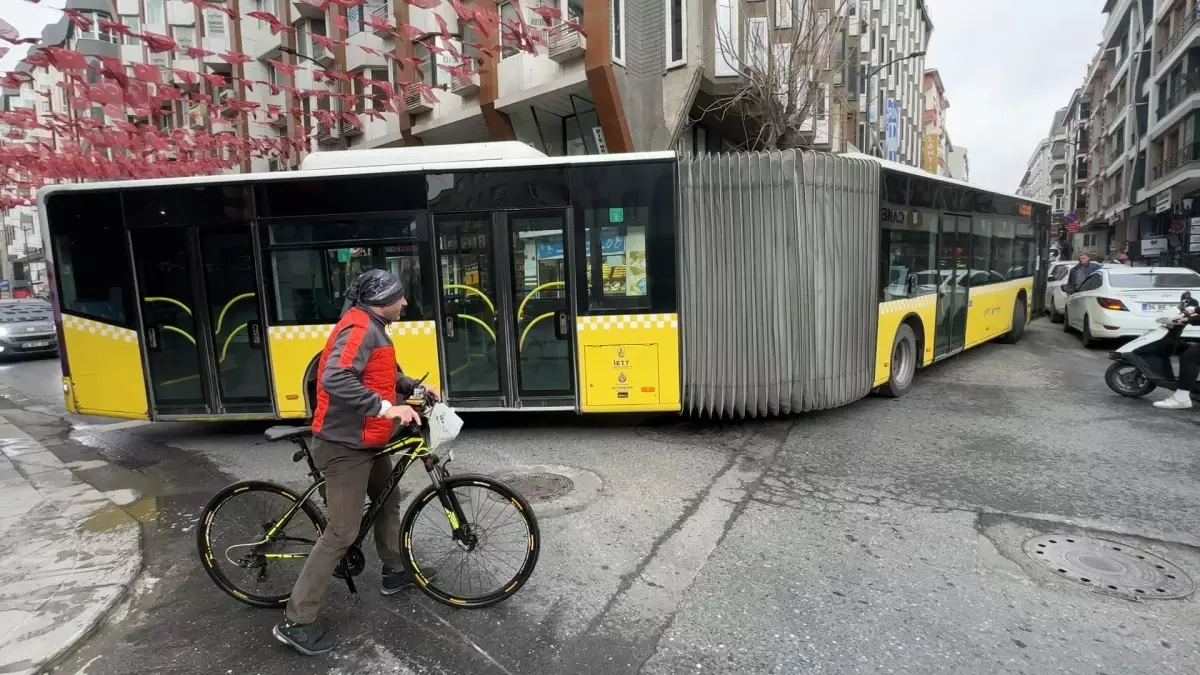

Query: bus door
[131,225,273,416]
[432,210,576,410]
[934,214,971,359]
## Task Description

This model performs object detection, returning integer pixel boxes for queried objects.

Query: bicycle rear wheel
[197,480,326,608]
[400,474,540,608]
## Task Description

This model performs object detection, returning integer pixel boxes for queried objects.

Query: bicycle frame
[258,431,473,570]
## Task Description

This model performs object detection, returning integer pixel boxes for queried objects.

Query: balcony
[547,27,586,63]
[1109,144,1125,163]
[1103,192,1118,209]
[1152,142,1200,180]
[1157,74,1199,119]
[1157,4,1200,62]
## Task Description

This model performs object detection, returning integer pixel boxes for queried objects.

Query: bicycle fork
[425,458,476,550]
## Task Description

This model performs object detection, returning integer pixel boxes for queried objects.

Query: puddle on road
[84,497,157,532]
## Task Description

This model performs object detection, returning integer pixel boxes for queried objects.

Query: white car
[1063,266,1200,347]
[1047,262,1121,323]
[1043,261,1075,321]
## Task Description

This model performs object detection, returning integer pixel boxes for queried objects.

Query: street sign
[885,99,900,163]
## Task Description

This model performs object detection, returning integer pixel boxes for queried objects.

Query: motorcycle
[1105,291,1200,398]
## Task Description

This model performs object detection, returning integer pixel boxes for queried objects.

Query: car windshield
[0,301,52,323]
[1107,273,1200,289]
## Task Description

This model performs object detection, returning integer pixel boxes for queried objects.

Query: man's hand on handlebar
[382,405,421,427]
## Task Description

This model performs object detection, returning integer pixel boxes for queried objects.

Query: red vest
[312,307,397,446]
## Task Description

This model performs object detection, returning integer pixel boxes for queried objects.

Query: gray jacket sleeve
[320,324,384,416]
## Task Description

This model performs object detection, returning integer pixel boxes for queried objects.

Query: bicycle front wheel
[197,480,326,608]
[400,474,540,608]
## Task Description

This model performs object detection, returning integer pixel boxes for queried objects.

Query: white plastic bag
[427,402,464,451]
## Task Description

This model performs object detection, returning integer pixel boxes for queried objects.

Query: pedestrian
[1067,253,1102,290]
[1117,253,1130,265]
[273,269,439,656]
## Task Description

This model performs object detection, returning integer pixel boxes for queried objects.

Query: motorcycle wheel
[1104,362,1156,398]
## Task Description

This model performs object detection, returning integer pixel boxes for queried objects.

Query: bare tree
[708,0,849,151]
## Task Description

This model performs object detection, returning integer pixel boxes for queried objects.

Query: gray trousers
[285,437,405,624]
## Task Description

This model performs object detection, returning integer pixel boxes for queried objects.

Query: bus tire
[881,324,917,398]
[1000,298,1027,344]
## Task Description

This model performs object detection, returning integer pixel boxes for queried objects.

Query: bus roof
[842,152,1051,208]
[36,146,678,203]
[298,141,548,171]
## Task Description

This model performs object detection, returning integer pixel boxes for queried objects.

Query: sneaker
[381,565,414,596]
[1153,397,1193,410]
[272,619,337,656]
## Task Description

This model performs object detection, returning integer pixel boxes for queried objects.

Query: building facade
[919,66,967,180]
[1032,0,1200,266]
[1017,137,1052,204]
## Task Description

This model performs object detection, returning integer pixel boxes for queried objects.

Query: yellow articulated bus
[39,144,1048,421]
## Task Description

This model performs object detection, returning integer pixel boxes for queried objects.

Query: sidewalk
[0,412,142,675]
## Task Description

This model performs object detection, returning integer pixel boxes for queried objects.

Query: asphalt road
[5,319,1200,675]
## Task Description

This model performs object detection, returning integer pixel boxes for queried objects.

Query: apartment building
[1138,0,1200,265]
[852,0,931,165]
[1017,137,1052,203]
[920,67,968,180]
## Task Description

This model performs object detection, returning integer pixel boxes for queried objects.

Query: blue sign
[0,279,8,292]
[535,235,625,259]
[885,98,900,162]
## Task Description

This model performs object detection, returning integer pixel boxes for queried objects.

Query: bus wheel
[1000,299,1027,344]
[881,324,917,398]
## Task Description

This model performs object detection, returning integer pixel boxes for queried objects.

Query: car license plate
[24,341,51,348]
[1142,303,1173,312]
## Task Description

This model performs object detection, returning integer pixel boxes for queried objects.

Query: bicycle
[196,380,541,609]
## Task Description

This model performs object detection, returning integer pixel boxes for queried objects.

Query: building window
[265,60,279,86]
[296,21,309,58]
[774,0,792,29]
[666,0,685,68]
[74,11,117,44]
[146,0,165,25]
[353,67,387,112]
[122,15,140,45]
[747,17,767,71]
[500,1,520,59]
[611,0,624,64]
[415,37,439,87]
[714,0,739,77]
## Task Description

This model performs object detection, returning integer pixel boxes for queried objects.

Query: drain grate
[1022,534,1195,600]
[496,472,574,503]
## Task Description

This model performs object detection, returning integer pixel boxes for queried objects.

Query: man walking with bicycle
[274,269,437,656]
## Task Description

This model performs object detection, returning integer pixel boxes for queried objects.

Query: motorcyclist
[1153,304,1200,410]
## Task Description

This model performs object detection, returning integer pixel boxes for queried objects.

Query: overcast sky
[924,0,1107,193]
[4,0,1106,193]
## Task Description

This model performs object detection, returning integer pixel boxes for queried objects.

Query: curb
[0,411,144,675]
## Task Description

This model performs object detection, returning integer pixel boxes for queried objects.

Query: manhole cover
[1022,534,1195,600]
[496,472,574,503]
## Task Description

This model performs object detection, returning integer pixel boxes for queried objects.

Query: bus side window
[46,192,134,327]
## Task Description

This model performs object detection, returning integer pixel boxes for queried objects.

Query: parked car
[1047,262,1121,324]
[0,299,58,359]
[1062,266,1200,348]
[1043,261,1075,321]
